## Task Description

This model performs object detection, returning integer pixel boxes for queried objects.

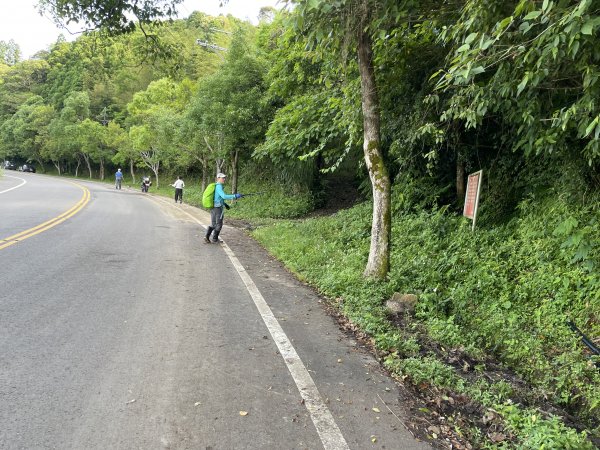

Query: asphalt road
[0,172,430,450]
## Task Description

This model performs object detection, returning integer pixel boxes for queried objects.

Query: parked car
[2,160,17,170]
[21,164,36,173]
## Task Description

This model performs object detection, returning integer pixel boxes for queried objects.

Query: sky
[0,0,282,60]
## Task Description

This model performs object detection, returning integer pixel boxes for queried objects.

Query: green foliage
[39,0,183,34]
[227,176,315,219]
[0,95,54,165]
[435,0,600,164]
[0,39,21,66]
[498,404,595,450]
[255,13,359,187]
[0,59,49,120]
[250,187,600,445]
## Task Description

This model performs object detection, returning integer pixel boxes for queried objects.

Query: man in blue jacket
[204,173,242,243]
[115,168,123,189]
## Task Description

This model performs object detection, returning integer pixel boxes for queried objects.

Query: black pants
[207,206,224,240]
[174,188,183,203]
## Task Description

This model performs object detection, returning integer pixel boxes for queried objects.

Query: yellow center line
[0,182,91,251]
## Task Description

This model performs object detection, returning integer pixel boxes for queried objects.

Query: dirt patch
[307,176,362,218]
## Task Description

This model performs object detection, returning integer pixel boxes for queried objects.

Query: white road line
[164,200,350,450]
[0,175,27,194]
[221,244,350,450]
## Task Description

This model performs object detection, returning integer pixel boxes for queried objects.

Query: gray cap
[216,172,227,178]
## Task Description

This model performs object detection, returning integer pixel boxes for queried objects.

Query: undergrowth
[150,175,315,219]
[250,187,600,448]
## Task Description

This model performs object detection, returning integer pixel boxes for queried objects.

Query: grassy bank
[247,190,599,448]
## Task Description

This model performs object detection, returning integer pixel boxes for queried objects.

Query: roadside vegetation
[2,0,600,447]
[247,177,600,448]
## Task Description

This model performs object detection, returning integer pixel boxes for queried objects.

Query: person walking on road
[205,173,242,243]
[172,176,185,203]
[115,168,123,190]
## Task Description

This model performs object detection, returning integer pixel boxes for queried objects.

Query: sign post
[463,170,483,231]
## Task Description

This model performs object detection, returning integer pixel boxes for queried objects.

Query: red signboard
[463,170,482,229]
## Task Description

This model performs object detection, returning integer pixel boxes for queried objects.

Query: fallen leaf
[337,359,343,363]
[370,435,377,443]
[372,407,381,413]
[239,411,248,416]
[194,402,201,406]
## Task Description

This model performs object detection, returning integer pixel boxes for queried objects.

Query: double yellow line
[0,183,90,251]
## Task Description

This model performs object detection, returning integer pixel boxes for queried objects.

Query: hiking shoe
[203,237,211,244]
[212,238,223,243]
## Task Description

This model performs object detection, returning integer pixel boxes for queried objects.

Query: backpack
[202,182,216,208]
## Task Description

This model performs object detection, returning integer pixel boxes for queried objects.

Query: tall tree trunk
[200,156,209,192]
[82,153,92,178]
[231,149,239,194]
[99,159,105,180]
[357,18,391,280]
[130,159,136,184]
[152,163,160,188]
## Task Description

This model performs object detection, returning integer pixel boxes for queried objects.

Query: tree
[0,40,21,65]
[434,0,600,166]
[38,0,183,34]
[45,114,75,174]
[255,12,356,191]
[126,77,192,186]
[176,114,213,191]
[77,118,113,179]
[0,59,49,120]
[130,124,162,186]
[111,132,137,183]
[0,95,53,169]
[286,0,404,279]
[212,30,270,193]
[105,121,134,181]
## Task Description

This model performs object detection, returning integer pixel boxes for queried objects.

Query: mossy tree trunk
[357,18,391,280]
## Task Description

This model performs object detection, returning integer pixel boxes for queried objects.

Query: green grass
[249,191,599,448]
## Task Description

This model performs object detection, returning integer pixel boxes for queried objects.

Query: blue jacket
[213,182,236,207]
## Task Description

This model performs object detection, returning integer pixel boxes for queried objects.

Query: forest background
[1,0,599,448]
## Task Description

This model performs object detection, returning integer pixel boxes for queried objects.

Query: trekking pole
[239,191,267,197]
[567,319,600,369]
